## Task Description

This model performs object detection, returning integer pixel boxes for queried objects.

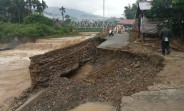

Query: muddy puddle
[69,64,93,79]
[70,102,115,111]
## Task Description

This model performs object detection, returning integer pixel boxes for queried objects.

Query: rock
[120,88,184,111]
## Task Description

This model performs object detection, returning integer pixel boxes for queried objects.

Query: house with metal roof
[119,19,135,26]
[118,19,135,32]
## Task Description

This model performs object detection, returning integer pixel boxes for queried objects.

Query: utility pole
[103,0,105,32]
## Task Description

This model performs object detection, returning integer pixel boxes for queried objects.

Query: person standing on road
[160,27,172,55]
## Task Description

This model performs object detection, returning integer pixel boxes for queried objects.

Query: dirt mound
[14,51,163,111]
[6,36,164,111]
[28,37,100,89]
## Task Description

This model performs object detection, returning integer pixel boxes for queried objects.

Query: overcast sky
[43,0,137,17]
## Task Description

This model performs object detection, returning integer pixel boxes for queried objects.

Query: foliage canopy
[124,3,137,19]
[24,14,53,26]
[0,0,47,23]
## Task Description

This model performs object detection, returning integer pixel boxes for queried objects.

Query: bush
[24,14,53,26]
[0,22,76,43]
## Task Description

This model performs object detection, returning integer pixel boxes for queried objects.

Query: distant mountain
[44,7,102,21]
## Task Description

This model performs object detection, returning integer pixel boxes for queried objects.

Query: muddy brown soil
[155,51,184,87]
[15,48,164,111]
[129,31,184,88]
[4,32,183,111]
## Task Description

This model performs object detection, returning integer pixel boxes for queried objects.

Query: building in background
[136,0,159,38]
[119,19,135,31]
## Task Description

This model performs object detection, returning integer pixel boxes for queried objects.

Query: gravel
[20,49,164,111]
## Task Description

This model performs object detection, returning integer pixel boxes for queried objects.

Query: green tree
[10,0,27,23]
[148,0,184,40]
[59,6,65,21]
[0,0,47,23]
[32,0,48,14]
[172,0,184,40]
[25,0,32,12]
[0,0,12,22]
[63,15,71,26]
[124,3,137,19]
[41,0,48,11]
[172,0,184,22]
[148,0,184,24]
[148,0,173,23]
[65,15,70,20]
[172,0,184,3]
[24,14,53,26]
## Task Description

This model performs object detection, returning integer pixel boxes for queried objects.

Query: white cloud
[43,0,137,17]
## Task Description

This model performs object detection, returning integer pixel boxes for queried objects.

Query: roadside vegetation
[149,0,184,41]
[0,21,73,43]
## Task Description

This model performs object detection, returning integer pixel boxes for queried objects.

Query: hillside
[44,7,102,20]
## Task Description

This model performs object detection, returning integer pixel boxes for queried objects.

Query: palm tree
[27,0,47,14]
[25,0,32,12]
[0,0,47,23]
[59,6,65,21]
[10,0,26,23]
[64,14,71,25]
[41,0,48,11]
[0,0,12,21]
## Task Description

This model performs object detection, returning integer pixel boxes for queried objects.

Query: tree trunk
[18,9,21,23]
[180,17,183,41]
[181,24,183,41]
[29,0,32,13]
[62,12,64,21]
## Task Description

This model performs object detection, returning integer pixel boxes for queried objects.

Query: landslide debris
[11,37,164,111]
